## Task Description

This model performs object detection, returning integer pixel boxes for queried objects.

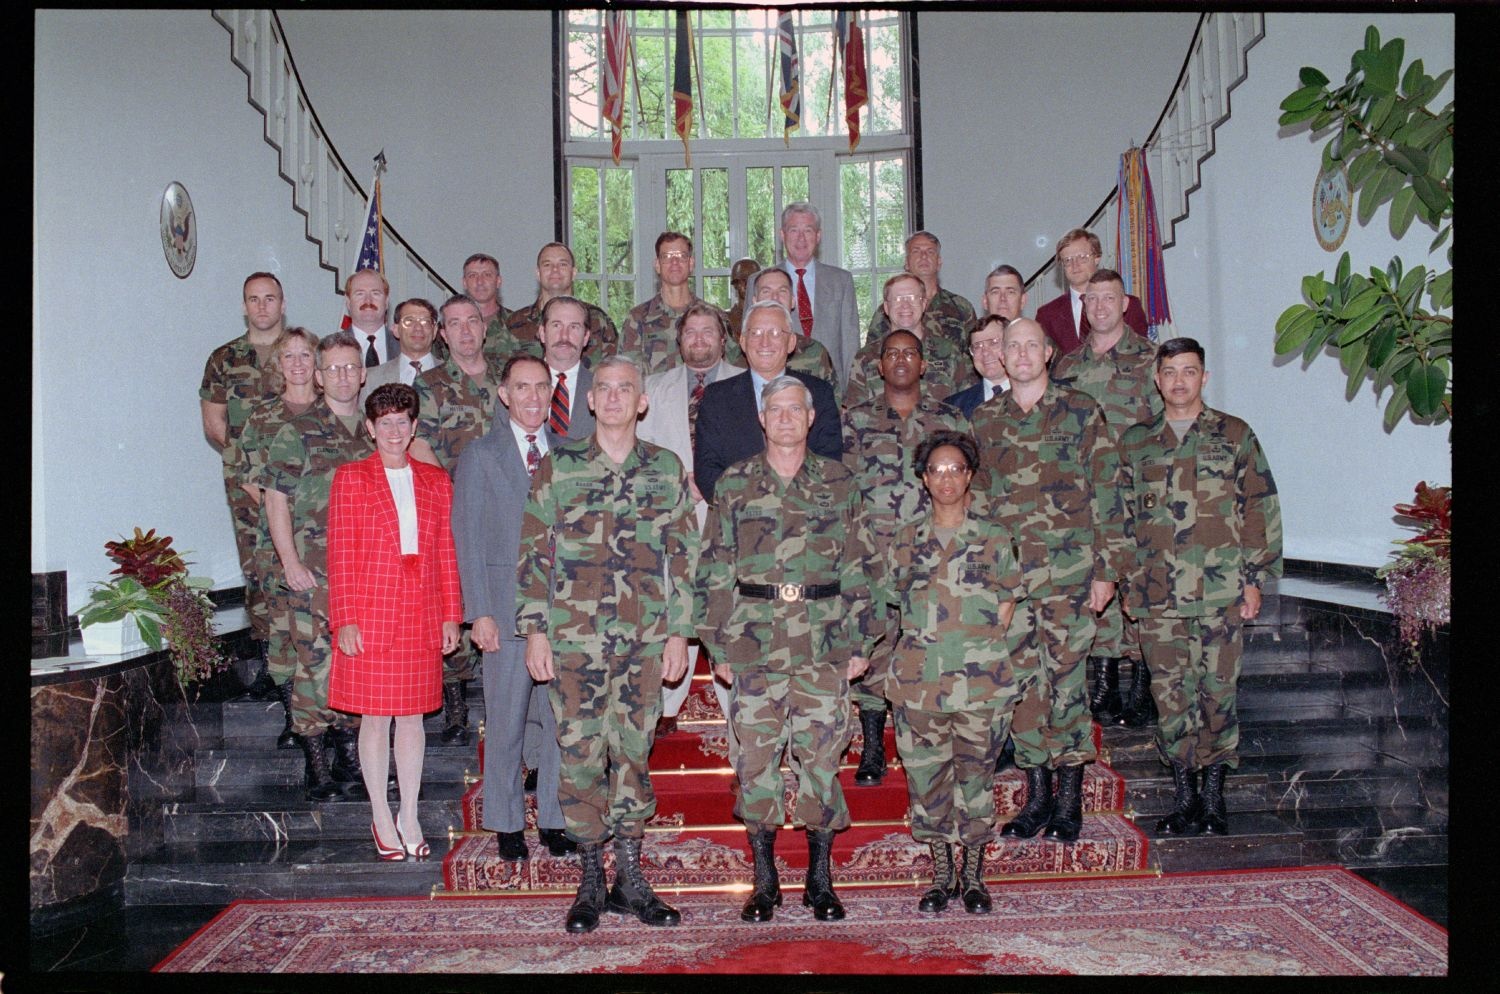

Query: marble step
[1142,810,1306,872]
[191,746,480,789]
[1286,804,1448,868]
[217,696,487,747]
[159,783,471,844]
[1100,715,1445,768]
[1114,757,1443,816]
[1238,627,1390,675]
[123,837,452,905]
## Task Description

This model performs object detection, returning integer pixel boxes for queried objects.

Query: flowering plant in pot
[76,528,229,685]
[1374,482,1450,659]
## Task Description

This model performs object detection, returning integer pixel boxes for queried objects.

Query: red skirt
[329,554,443,716]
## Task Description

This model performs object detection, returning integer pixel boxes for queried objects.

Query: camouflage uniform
[619,294,715,377]
[841,318,978,412]
[970,382,1124,769]
[839,395,969,712]
[694,453,878,832]
[233,395,316,684]
[488,299,617,367]
[877,490,1024,845]
[515,437,698,845]
[200,334,279,639]
[1119,407,1282,770]
[1051,328,1164,662]
[258,401,373,736]
[482,307,513,358]
[865,286,976,354]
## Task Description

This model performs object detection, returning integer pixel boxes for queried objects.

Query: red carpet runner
[442,660,1148,893]
[156,866,1447,974]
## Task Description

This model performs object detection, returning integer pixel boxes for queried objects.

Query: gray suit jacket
[638,359,744,475]
[358,353,435,408]
[544,363,594,445]
[452,421,534,643]
[786,259,860,386]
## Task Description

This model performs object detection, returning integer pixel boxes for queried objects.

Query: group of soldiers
[201,203,1281,933]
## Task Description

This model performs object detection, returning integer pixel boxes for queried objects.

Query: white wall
[276,9,555,306]
[1164,12,1453,566]
[35,10,345,609]
[920,11,1202,306]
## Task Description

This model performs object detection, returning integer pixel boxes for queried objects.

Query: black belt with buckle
[736,581,841,603]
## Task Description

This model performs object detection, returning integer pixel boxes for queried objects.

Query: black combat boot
[565,842,607,933]
[1088,656,1123,722]
[275,679,297,750]
[802,828,846,920]
[740,828,782,922]
[1115,658,1159,727]
[1156,762,1204,835]
[441,680,470,746]
[917,841,957,913]
[244,639,278,701]
[1198,763,1231,835]
[958,844,992,914]
[326,727,369,801]
[606,835,681,925]
[853,706,887,785]
[299,733,342,802]
[1000,766,1054,838]
[1042,764,1085,842]
[993,734,1016,774]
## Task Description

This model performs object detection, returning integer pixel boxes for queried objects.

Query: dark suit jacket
[543,363,594,446]
[452,421,533,643]
[693,369,843,501]
[945,380,1002,420]
[1035,290,1149,357]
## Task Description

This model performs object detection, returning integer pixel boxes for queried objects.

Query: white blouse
[384,464,418,554]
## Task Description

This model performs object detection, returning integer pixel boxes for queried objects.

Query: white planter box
[80,617,152,656]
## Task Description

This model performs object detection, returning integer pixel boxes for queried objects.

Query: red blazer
[327,452,462,650]
[1036,290,1150,357]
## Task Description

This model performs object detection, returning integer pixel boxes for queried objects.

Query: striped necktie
[548,371,570,436]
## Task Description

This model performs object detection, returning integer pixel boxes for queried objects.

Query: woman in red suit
[328,382,462,860]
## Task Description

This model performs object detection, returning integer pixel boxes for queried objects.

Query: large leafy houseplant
[76,528,229,686]
[1273,25,1452,430]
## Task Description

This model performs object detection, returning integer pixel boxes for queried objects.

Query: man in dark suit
[1034,229,1149,356]
[538,295,596,444]
[947,313,1011,419]
[694,300,842,502]
[452,354,575,861]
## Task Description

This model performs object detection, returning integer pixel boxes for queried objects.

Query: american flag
[603,11,630,165]
[777,12,800,146]
[836,11,868,152]
[342,152,385,331]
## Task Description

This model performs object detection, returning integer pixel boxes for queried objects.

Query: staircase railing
[212,9,455,305]
[1026,11,1265,311]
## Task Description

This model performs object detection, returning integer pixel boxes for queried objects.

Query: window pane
[604,167,634,275]
[875,158,906,267]
[735,17,770,139]
[700,169,729,268]
[666,169,693,242]
[607,279,635,328]
[782,166,809,206]
[746,167,775,266]
[841,160,872,271]
[633,17,668,140]
[570,166,600,274]
[574,278,602,308]
[567,26,602,140]
[867,21,904,134]
[701,275,730,310]
[853,273,873,330]
[700,34,734,139]
[798,16,834,137]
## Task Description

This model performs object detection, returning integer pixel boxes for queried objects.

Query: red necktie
[525,433,541,476]
[795,268,815,338]
[548,371,569,436]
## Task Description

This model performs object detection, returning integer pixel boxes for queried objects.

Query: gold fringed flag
[672,11,693,164]
[836,11,867,152]
[777,12,801,147]
[603,11,630,165]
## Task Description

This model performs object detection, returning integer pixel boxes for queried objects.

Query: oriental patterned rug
[155,866,1446,975]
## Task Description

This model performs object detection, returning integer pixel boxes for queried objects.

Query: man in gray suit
[452,353,576,861]
[539,295,596,444]
[638,302,743,750]
[773,202,861,385]
[358,297,441,407]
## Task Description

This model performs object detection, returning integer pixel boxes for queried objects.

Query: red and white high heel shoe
[372,823,406,861]
[396,818,430,860]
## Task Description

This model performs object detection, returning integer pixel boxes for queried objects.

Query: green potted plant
[1374,482,1450,659]
[75,528,230,686]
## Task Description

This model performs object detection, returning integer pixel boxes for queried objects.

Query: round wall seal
[1313,164,1350,252]
[160,182,197,278]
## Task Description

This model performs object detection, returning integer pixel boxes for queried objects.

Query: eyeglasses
[925,464,971,478]
[888,293,922,304]
[1061,253,1099,267]
[881,347,921,360]
[320,363,362,376]
[745,327,789,340]
[398,315,435,329]
[659,250,690,261]
[969,339,1005,354]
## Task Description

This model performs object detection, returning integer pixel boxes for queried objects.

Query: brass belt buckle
[778,582,804,602]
